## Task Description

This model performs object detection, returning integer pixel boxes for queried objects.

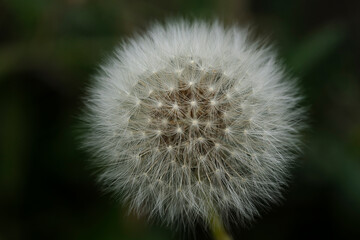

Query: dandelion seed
[176,127,183,134]
[191,119,199,126]
[190,100,197,107]
[226,92,232,99]
[135,98,141,106]
[156,101,163,108]
[210,99,217,106]
[172,103,179,110]
[161,118,168,125]
[167,145,173,152]
[82,20,305,229]
[224,127,231,134]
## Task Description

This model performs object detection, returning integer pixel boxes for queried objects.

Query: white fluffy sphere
[83,20,305,227]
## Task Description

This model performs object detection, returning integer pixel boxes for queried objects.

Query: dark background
[1,0,360,239]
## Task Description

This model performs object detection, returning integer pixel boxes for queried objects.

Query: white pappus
[82,20,305,228]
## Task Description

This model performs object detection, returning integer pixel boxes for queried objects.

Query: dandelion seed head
[83,20,305,227]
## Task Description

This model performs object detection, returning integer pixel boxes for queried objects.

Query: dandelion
[83,20,305,235]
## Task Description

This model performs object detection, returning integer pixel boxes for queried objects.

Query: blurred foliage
[0,0,360,239]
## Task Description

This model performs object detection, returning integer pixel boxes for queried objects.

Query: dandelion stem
[210,212,232,240]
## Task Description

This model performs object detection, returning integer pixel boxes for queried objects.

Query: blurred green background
[1,0,359,239]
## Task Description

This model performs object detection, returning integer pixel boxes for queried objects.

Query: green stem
[210,212,232,240]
